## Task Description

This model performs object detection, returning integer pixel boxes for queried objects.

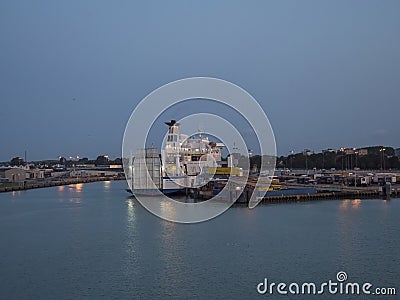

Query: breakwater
[0,176,124,193]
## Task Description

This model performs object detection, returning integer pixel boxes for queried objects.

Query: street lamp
[383,148,386,170]
[354,151,359,187]
[303,150,308,172]
[379,147,386,170]
[354,151,358,169]
[290,150,295,170]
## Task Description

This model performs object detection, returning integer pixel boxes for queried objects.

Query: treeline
[248,146,400,171]
[277,146,400,170]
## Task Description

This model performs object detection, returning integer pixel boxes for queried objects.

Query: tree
[95,155,110,166]
[59,156,67,165]
[112,157,122,165]
[10,157,24,166]
[78,157,89,164]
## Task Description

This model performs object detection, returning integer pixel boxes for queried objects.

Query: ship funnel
[165,120,179,127]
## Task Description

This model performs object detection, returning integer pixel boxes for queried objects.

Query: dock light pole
[380,147,386,170]
[383,148,386,170]
[289,150,294,170]
[303,150,308,171]
[355,151,358,169]
[354,151,358,187]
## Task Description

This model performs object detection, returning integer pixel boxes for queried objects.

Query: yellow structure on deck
[208,167,242,176]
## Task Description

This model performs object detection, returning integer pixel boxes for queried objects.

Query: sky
[1,0,399,161]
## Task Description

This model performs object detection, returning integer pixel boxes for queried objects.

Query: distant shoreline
[0,176,125,194]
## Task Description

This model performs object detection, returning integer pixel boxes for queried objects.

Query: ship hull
[126,188,186,196]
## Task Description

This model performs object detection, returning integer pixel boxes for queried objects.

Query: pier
[0,176,124,193]
[189,179,400,205]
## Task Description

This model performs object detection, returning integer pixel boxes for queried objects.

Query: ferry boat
[127,120,240,196]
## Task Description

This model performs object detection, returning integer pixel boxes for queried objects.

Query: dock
[0,176,124,193]
[190,180,400,205]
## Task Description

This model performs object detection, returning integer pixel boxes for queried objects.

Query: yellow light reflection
[75,183,83,193]
[340,199,362,210]
[352,199,361,209]
[58,185,65,192]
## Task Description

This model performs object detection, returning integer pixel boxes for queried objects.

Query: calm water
[0,181,398,299]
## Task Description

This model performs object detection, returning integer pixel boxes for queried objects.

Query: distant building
[26,169,49,180]
[358,149,368,156]
[322,148,336,153]
[69,169,120,178]
[341,148,356,155]
[0,168,26,182]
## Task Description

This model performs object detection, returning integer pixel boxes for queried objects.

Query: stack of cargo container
[133,148,162,192]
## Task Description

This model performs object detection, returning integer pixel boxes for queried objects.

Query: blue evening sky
[1,1,399,161]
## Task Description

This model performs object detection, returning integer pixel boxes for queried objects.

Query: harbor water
[0,181,398,299]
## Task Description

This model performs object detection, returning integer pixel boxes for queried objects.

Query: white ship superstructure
[129,120,230,195]
[161,120,224,191]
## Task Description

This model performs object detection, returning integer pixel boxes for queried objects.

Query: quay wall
[0,177,125,193]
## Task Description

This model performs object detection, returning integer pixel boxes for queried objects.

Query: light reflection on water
[56,184,84,204]
[137,195,235,223]
[74,183,83,193]
[104,180,111,190]
[126,198,136,230]
[0,181,398,299]
[339,198,362,211]
[123,198,137,279]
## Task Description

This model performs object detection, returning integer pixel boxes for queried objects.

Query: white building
[0,168,26,182]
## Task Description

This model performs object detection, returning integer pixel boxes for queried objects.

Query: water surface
[0,181,398,299]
